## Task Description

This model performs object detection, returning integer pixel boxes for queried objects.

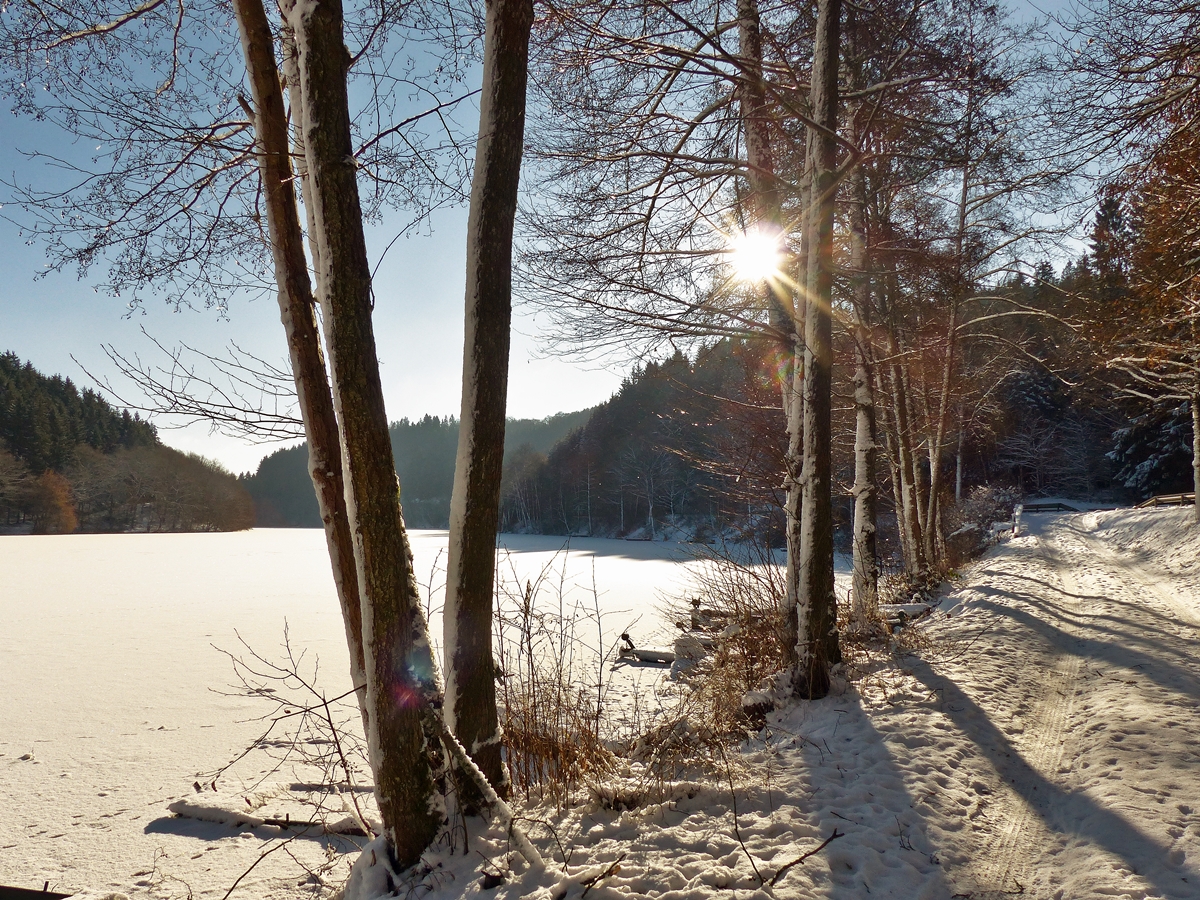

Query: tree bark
[879,277,926,579]
[795,0,841,698]
[844,16,877,628]
[737,0,805,670]
[445,0,534,800]
[847,170,878,627]
[737,0,793,358]
[955,404,965,503]
[230,0,367,731]
[285,0,443,866]
[922,295,957,565]
[1192,391,1199,524]
[922,98,971,564]
[873,364,906,551]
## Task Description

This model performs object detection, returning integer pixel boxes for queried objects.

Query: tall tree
[445,0,535,797]
[230,0,367,734]
[1,0,479,868]
[284,0,447,861]
[793,0,842,698]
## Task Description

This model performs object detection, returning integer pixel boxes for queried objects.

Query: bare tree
[792,0,842,698]
[445,0,535,799]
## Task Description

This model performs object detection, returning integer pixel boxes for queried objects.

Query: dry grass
[492,550,617,807]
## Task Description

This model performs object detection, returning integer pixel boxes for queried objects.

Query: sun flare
[728,230,783,282]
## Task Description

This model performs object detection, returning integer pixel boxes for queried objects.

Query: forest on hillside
[505,211,1194,546]
[0,353,253,533]
[242,409,593,528]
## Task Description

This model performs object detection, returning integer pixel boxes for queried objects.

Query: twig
[580,853,626,897]
[318,691,373,837]
[221,837,295,899]
[716,742,763,883]
[437,720,545,871]
[769,828,844,886]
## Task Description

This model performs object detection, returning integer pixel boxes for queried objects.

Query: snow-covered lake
[0,528,708,897]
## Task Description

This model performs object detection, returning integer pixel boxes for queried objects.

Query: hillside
[242,409,593,528]
[0,352,253,533]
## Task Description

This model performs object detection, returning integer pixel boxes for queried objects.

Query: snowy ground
[3,509,1199,899]
[0,529,704,898]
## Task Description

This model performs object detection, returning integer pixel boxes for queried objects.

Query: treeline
[242,231,1186,547]
[0,352,253,533]
[242,410,592,528]
[500,342,786,539]
[501,222,1190,547]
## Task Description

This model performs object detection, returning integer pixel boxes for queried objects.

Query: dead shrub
[651,541,788,743]
[493,551,617,807]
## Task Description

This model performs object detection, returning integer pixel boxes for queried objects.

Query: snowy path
[903,510,1200,898]
[386,508,1199,900]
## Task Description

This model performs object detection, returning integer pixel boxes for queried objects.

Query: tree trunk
[905,362,928,537]
[883,305,926,578]
[1193,392,1199,524]
[847,167,878,628]
[231,0,367,730]
[922,114,971,563]
[444,0,533,801]
[795,0,841,699]
[955,404,965,503]
[285,0,444,866]
[844,23,877,628]
[737,0,792,358]
[738,0,804,668]
[873,366,907,556]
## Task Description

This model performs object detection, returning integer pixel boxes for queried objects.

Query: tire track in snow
[958,526,1086,899]
[945,512,1200,899]
[1034,515,1200,898]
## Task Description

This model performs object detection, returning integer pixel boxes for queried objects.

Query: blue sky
[0,114,624,474]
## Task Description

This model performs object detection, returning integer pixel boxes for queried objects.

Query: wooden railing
[1136,492,1196,508]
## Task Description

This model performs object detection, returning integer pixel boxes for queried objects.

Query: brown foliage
[30,471,78,534]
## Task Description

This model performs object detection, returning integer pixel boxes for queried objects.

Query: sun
[728,230,783,282]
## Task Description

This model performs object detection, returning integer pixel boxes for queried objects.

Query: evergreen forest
[0,352,254,533]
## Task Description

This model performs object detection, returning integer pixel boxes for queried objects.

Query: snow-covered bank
[369,508,1200,900]
[4,510,1198,899]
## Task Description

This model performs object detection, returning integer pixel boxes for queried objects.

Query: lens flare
[728,230,783,282]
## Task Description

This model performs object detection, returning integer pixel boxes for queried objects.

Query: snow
[4,510,1199,899]
[0,529,709,897]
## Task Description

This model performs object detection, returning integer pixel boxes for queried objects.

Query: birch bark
[848,169,878,626]
[844,15,878,627]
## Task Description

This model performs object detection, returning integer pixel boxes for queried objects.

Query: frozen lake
[0,528,709,897]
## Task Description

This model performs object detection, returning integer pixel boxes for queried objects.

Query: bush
[30,471,77,534]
